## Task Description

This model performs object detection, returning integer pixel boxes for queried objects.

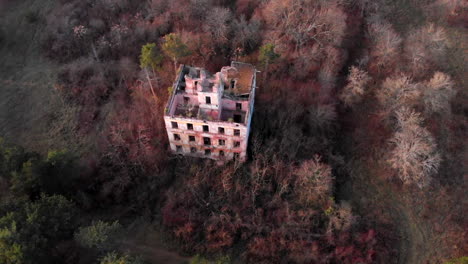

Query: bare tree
[326,202,356,235]
[421,71,455,115]
[367,18,402,72]
[294,155,334,206]
[262,0,346,54]
[308,104,337,134]
[188,0,212,21]
[339,66,372,107]
[231,15,261,53]
[203,7,232,44]
[317,45,345,92]
[178,30,214,65]
[377,74,420,117]
[387,107,441,188]
[404,23,449,78]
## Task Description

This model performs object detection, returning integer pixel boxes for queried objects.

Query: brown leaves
[205,214,236,251]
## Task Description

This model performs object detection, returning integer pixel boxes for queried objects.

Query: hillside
[0,0,466,263]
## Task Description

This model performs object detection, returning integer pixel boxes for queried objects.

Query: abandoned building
[164,61,257,162]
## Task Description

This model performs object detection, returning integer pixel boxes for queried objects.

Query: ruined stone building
[164,61,256,161]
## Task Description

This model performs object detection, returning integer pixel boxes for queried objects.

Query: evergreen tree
[140,43,163,100]
[258,43,280,82]
[161,33,191,74]
[0,194,77,264]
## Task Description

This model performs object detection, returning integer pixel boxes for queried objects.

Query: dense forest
[0,0,466,263]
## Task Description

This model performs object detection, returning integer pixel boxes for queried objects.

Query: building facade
[164,61,256,161]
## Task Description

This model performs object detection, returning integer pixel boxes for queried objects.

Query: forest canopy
[0,0,466,263]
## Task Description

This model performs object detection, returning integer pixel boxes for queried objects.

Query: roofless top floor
[165,62,256,126]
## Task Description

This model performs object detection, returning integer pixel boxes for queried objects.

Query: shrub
[99,252,145,264]
[444,256,468,264]
[74,220,122,251]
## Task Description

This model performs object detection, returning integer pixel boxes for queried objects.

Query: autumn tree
[187,0,211,22]
[308,104,337,135]
[421,71,455,115]
[140,43,162,100]
[326,202,356,235]
[231,15,261,54]
[162,33,191,74]
[387,107,441,188]
[203,7,232,46]
[376,74,420,118]
[404,23,449,78]
[339,66,372,108]
[367,19,402,73]
[180,31,215,67]
[294,155,334,207]
[262,0,344,53]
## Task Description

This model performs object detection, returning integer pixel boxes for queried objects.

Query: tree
[0,138,28,179]
[308,104,337,134]
[376,74,420,118]
[262,0,346,53]
[139,43,162,100]
[258,43,280,82]
[9,159,41,198]
[294,155,334,207]
[0,194,77,264]
[75,220,122,251]
[203,7,232,46]
[140,43,163,73]
[42,150,80,192]
[421,71,455,115]
[99,252,144,264]
[161,33,191,74]
[231,16,261,54]
[5,149,80,199]
[326,202,355,235]
[387,107,441,188]
[404,24,449,78]
[367,19,402,73]
[339,66,372,108]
